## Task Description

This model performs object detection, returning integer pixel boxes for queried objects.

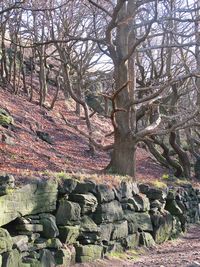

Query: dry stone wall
[0,174,199,266]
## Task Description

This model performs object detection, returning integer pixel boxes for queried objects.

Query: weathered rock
[125,194,150,212]
[134,212,153,232]
[0,180,58,227]
[123,211,138,234]
[69,193,98,214]
[58,178,77,195]
[75,244,103,263]
[93,201,123,224]
[113,187,122,202]
[96,184,115,203]
[0,108,13,128]
[170,216,182,239]
[12,235,29,252]
[124,211,153,232]
[104,241,124,254]
[167,190,176,200]
[0,174,15,196]
[147,187,168,201]
[0,174,15,187]
[34,237,62,250]
[120,181,139,199]
[40,249,56,267]
[139,232,155,247]
[21,257,41,267]
[59,225,80,244]
[80,216,99,233]
[111,221,128,240]
[2,249,22,267]
[150,200,164,211]
[139,184,149,195]
[33,238,48,250]
[151,210,173,243]
[40,214,59,238]
[46,238,62,249]
[99,223,113,242]
[16,224,43,233]
[54,248,71,267]
[29,233,40,242]
[56,200,81,225]
[74,181,96,194]
[165,199,183,215]
[78,216,100,245]
[0,228,13,254]
[123,233,140,249]
[176,200,186,213]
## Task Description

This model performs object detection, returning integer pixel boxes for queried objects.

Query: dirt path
[72,224,200,267]
[130,224,200,267]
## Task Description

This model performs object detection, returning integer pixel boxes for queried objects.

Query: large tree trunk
[107,1,137,178]
[109,132,136,177]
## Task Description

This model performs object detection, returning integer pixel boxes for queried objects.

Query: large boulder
[165,199,187,231]
[40,214,59,239]
[99,223,113,242]
[95,184,115,203]
[124,211,153,232]
[146,187,168,201]
[0,180,58,227]
[78,216,100,245]
[54,248,71,267]
[151,210,173,243]
[123,194,150,212]
[123,233,140,249]
[59,225,80,244]
[75,244,103,263]
[69,193,98,214]
[74,181,96,194]
[56,200,81,225]
[170,216,182,239]
[165,199,184,216]
[93,200,124,224]
[12,235,29,252]
[111,220,128,240]
[39,249,56,267]
[58,178,77,195]
[16,223,43,233]
[120,181,139,199]
[139,232,155,247]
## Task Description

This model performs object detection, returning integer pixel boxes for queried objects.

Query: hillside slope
[0,86,165,182]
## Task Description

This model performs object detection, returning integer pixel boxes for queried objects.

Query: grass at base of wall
[107,248,145,261]
[37,170,134,187]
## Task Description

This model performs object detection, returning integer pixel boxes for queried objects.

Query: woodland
[0,0,200,181]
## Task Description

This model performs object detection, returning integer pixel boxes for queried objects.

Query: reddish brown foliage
[0,86,166,183]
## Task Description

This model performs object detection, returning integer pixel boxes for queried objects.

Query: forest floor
[72,224,200,267]
[1,86,200,266]
[0,85,166,184]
